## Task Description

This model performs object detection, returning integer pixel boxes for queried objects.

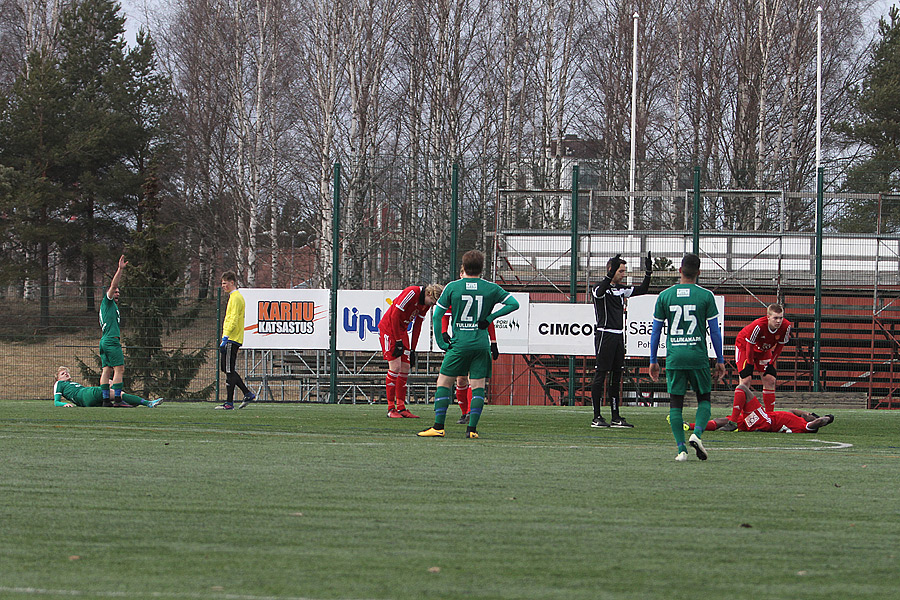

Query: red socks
[385,370,398,411]
[456,384,471,415]
[763,390,776,413]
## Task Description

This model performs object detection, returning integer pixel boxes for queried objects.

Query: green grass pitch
[1,401,898,600]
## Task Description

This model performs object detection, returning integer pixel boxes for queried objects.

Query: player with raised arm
[589,252,652,428]
[649,253,726,461]
[717,304,793,431]
[99,254,127,407]
[378,283,443,418]
[418,250,519,438]
[54,366,162,407]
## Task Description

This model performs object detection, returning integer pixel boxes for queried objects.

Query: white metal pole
[629,11,638,231]
[816,6,822,172]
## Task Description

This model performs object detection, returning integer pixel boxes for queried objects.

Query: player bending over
[379,283,443,418]
[54,366,162,407]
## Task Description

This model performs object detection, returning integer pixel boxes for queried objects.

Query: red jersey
[378,286,429,341]
[736,315,792,360]
[738,410,811,433]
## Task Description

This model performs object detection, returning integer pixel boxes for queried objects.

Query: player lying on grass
[53,366,163,408]
[679,384,833,433]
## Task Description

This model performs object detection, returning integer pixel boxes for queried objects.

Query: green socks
[121,392,149,407]
[669,407,686,450]
[694,400,711,438]
[433,386,452,429]
[468,388,485,429]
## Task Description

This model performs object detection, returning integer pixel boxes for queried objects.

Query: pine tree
[837,7,900,231]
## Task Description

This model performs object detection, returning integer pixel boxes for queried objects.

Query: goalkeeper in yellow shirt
[216,271,256,410]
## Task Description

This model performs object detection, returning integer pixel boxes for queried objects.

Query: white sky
[118,0,899,46]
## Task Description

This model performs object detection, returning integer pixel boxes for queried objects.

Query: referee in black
[590,252,652,428]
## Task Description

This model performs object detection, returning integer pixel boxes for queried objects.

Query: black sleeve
[631,271,651,297]
[592,276,613,299]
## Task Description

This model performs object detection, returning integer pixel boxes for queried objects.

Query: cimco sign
[527,303,596,356]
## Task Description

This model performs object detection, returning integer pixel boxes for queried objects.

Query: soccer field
[1,401,897,600]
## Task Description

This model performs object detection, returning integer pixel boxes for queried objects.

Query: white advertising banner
[527,303,596,356]
[625,294,725,358]
[491,292,530,354]
[240,288,331,350]
[336,289,434,352]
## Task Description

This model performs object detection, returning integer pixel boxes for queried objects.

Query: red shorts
[378,326,410,363]
[735,343,773,375]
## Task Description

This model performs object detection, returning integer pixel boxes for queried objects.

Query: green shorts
[439,345,492,380]
[78,387,105,407]
[100,337,124,368]
[666,367,712,396]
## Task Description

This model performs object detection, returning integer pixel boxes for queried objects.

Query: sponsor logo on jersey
[257,301,317,334]
[677,288,690,297]
[466,281,478,290]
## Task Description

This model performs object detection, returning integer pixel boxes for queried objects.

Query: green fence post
[693,166,701,255]
[215,286,221,404]
[450,164,459,280]
[814,167,824,392]
[330,162,341,404]
[569,165,580,406]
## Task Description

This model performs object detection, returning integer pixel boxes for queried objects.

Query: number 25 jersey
[653,283,719,370]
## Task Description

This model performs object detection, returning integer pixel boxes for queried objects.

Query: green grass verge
[1,401,897,600]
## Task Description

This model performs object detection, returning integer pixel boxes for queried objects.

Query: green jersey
[433,277,518,351]
[99,293,120,339]
[53,380,101,407]
[653,283,718,370]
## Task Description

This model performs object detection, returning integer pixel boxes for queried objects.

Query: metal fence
[6,160,900,407]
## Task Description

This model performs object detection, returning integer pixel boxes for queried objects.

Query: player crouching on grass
[418,250,519,439]
[379,283,444,418]
[54,366,162,408]
[716,304,793,431]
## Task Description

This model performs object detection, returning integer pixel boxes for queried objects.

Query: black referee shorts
[594,331,625,372]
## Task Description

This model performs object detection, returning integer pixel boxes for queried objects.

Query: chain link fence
[6,159,900,407]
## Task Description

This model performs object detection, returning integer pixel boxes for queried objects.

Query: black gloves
[442,332,451,344]
[645,251,652,273]
[490,342,499,361]
[477,319,489,330]
[409,350,417,368]
[392,339,404,358]
[607,253,623,278]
